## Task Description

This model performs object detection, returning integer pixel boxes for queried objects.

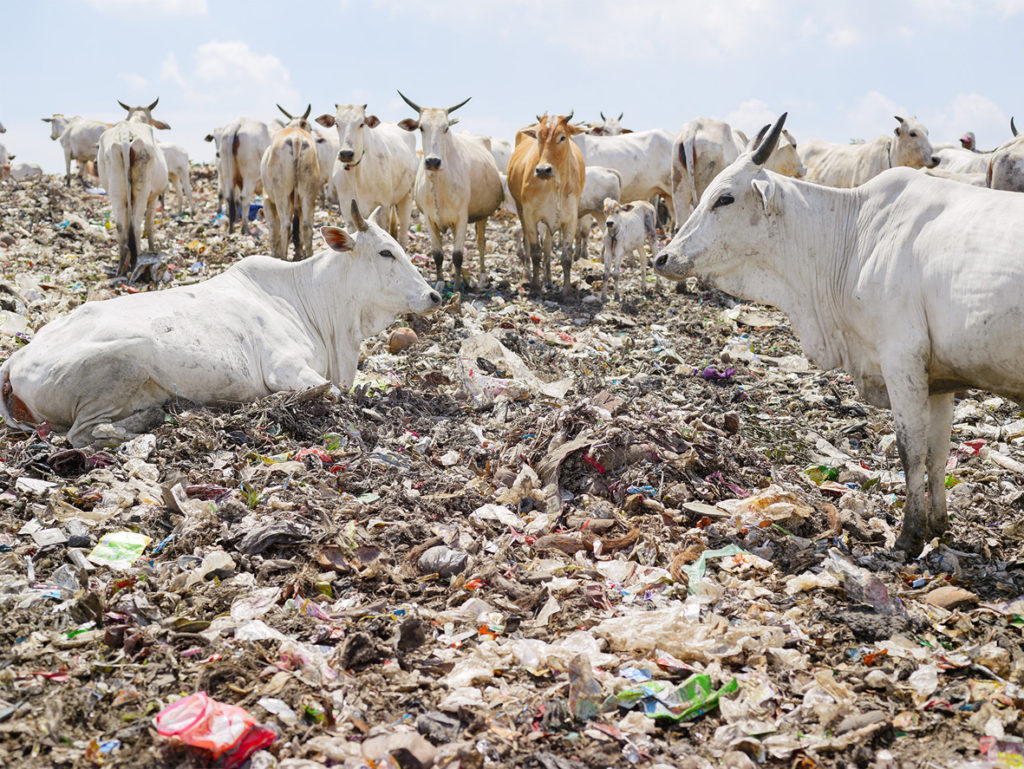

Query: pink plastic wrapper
[155,691,275,767]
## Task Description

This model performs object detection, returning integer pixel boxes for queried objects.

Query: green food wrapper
[88,531,152,569]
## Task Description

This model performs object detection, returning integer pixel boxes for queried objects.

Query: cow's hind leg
[475,220,488,288]
[884,360,932,556]
[395,194,413,249]
[925,392,955,540]
[144,191,160,254]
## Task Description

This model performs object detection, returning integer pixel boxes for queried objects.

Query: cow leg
[525,235,542,294]
[64,150,73,188]
[301,192,315,260]
[263,198,280,259]
[144,192,159,254]
[424,218,445,287]
[475,220,488,287]
[559,225,573,297]
[452,218,468,294]
[925,392,955,540]
[185,174,197,216]
[600,237,611,302]
[542,229,553,286]
[238,180,256,236]
[646,230,660,293]
[265,361,330,393]
[395,194,413,249]
[885,365,932,556]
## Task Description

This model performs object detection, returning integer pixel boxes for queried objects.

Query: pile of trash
[1,171,1023,768]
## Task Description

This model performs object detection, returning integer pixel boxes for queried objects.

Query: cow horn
[565,109,574,122]
[751,112,787,166]
[277,104,294,120]
[397,90,422,114]
[118,100,131,112]
[1012,116,1019,137]
[148,97,159,111]
[301,104,311,121]
[600,111,607,121]
[618,111,623,121]
[350,200,368,232]
[752,123,771,147]
[893,115,904,124]
[447,96,471,114]
[536,114,545,124]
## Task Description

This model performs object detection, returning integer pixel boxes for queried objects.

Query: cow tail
[227,129,239,231]
[291,137,301,256]
[121,138,137,276]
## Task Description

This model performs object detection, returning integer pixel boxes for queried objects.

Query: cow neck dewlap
[751,180,862,374]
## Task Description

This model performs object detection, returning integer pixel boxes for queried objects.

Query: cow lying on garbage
[654,113,1024,556]
[0,203,441,447]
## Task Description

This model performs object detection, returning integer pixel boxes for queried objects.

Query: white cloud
[925,92,1011,149]
[826,24,860,48]
[87,0,207,15]
[117,72,148,91]
[724,99,777,135]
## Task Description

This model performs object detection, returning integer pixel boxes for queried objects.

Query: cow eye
[359,122,365,128]
[909,131,917,138]
[379,249,395,260]
[712,193,734,209]
[558,135,566,142]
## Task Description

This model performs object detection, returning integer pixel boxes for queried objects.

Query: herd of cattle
[2,99,1024,556]
[3,99,1023,296]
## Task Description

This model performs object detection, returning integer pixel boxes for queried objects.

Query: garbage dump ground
[1,171,1023,769]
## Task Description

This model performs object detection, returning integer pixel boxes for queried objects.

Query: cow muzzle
[338,149,355,162]
[654,252,669,270]
[424,156,442,171]
[534,165,554,179]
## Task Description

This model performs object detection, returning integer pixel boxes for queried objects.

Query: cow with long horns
[988,117,1024,192]
[397,92,503,292]
[260,105,321,260]
[656,113,1024,555]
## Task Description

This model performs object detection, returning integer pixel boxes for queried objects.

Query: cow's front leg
[475,220,488,288]
[925,392,955,540]
[264,361,329,394]
[883,360,932,556]
[424,218,445,287]
[395,194,413,249]
[452,218,468,293]
[559,225,574,297]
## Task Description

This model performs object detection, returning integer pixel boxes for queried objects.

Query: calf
[96,99,170,276]
[575,165,622,260]
[316,104,417,248]
[42,113,111,186]
[601,198,657,301]
[212,117,271,234]
[507,113,586,296]
[655,113,1024,555]
[260,104,321,261]
[0,202,441,447]
[398,92,503,291]
[157,142,197,216]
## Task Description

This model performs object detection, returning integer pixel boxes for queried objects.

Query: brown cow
[260,105,321,261]
[507,113,585,296]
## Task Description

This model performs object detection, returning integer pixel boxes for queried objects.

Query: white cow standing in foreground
[96,99,170,277]
[397,92,503,291]
[0,203,441,447]
[655,113,1024,556]
[42,114,111,186]
[316,104,417,248]
[800,115,938,187]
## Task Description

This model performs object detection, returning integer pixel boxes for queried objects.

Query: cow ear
[448,117,460,126]
[620,128,633,134]
[621,203,634,212]
[365,115,380,128]
[397,118,419,132]
[567,123,585,135]
[316,114,335,128]
[521,127,538,139]
[320,226,354,252]
[751,177,776,212]
[894,126,901,136]
[152,119,171,130]
[204,134,214,142]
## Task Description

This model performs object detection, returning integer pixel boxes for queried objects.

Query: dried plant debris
[1,171,1023,769]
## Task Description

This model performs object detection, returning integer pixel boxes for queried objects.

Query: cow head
[750,124,805,178]
[277,104,313,132]
[588,111,631,136]
[522,113,583,181]
[892,115,938,169]
[317,104,380,167]
[117,98,170,130]
[396,92,471,172]
[320,201,441,319]
[655,113,789,293]
[41,114,66,141]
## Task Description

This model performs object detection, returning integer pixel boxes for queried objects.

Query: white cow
[924,167,986,187]
[397,93,503,292]
[489,136,512,174]
[572,129,674,212]
[575,165,622,259]
[208,117,271,234]
[316,104,417,248]
[0,204,441,447]
[311,126,340,207]
[800,115,939,187]
[42,114,111,186]
[583,111,631,136]
[988,119,1024,192]
[0,143,12,181]
[96,99,170,277]
[655,114,1024,555]
[601,198,657,301]
[157,142,196,216]
[260,105,321,261]
[11,163,44,181]
[934,146,990,175]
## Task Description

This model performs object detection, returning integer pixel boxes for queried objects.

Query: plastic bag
[155,691,275,767]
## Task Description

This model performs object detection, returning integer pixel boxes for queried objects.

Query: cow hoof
[894,531,924,558]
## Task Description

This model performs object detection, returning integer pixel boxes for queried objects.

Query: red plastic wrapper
[155,691,275,767]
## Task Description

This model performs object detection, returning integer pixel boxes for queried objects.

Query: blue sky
[3,0,1022,173]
